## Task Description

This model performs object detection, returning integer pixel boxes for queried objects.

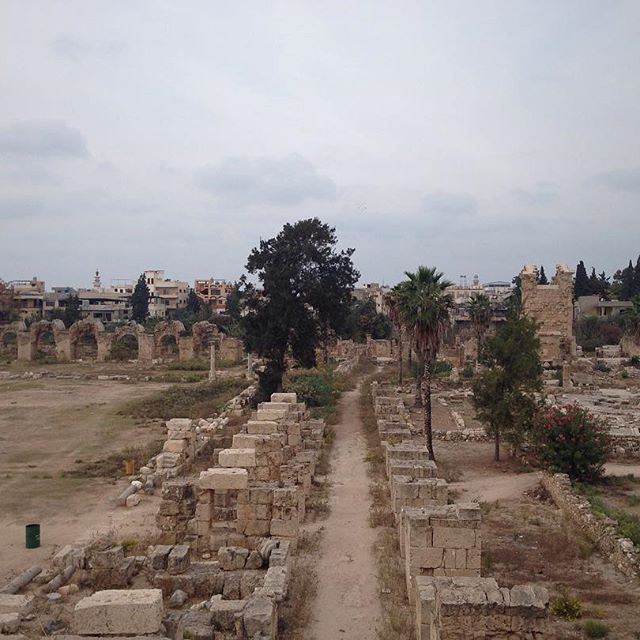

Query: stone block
[166,418,192,430]
[210,599,245,631]
[270,393,297,403]
[218,448,256,468]
[270,519,298,538]
[0,595,34,615]
[232,434,263,449]
[246,421,279,435]
[168,545,191,575]
[242,595,276,638]
[432,526,477,550]
[256,409,289,422]
[73,589,163,635]
[163,439,188,454]
[148,545,173,571]
[199,468,248,491]
[0,613,20,634]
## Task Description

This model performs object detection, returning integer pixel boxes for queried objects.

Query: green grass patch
[120,377,247,420]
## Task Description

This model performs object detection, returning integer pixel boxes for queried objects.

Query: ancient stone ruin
[371,381,549,639]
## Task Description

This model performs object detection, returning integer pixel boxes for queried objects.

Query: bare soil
[0,374,170,583]
[308,386,381,640]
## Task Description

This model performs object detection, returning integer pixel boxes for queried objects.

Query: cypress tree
[588,268,600,296]
[574,261,591,298]
[621,260,635,300]
[633,255,640,298]
[131,274,150,324]
[538,265,549,285]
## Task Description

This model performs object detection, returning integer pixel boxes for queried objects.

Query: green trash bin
[25,523,40,549]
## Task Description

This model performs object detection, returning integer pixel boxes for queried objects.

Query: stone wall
[542,473,640,579]
[370,381,549,639]
[521,263,575,365]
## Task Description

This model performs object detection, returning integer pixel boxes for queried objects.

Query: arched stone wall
[154,321,184,361]
[192,321,219,358]
[0,321,24,360]
[69,319,106,361]
[23,319,69,361]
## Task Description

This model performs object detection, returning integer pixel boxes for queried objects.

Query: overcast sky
[1,1,639,289]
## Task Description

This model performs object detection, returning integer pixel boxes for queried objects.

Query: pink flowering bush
[533,403,611,483]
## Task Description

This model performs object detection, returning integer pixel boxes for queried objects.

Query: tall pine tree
[574,260,591,298]
[633,255,640,298]
[588,268,600,297]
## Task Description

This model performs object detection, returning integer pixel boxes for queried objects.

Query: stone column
[209,342,216,382]
[246,352,253,380]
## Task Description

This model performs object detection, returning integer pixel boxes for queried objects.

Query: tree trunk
[398,329,403,386]
[494,427,500,462]
[415,359,423,407]
[421,360,435,461]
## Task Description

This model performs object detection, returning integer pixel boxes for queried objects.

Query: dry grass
[278,530,322,640]
[374,527,416,640]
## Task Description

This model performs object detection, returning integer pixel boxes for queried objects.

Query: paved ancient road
[308,386,380,640]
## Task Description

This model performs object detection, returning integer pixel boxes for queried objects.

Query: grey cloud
[422,191,477,217]
[0,121,89,158]
[593,168,640,193]
[512,181,559,206]
[51,35,125,62]
[195,154,337,205]
[0,196,44,220]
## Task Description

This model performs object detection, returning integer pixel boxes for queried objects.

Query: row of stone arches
[0,319,242,364]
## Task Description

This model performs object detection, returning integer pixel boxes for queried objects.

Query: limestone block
[270,519,298,538]
[210,599,245,632]
[232,434,263,449]
[410,547,443,570]
[125,493,141,508]
[73,589,163,635]
[246,421,279,435]
[432,526,477,550]
[163,439,188,454]
[156,453,181,469]
[148,545,173,571]
[166,418,192,430]
[218,448,256,468]
[199,468,248,491]
[0,595,34,615]
[270,393,297,403]
[256,409,288,421]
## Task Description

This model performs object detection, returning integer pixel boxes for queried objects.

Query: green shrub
[284,370,338,408]
[583,620,609,638]
[549,588,582,620]
[461,363,475,379]
[631,355,640,368]
[594,361,611,373]
[533,403,611,483]
[167,358,209,371]
[434,360,453,376]
[621,369,630,379]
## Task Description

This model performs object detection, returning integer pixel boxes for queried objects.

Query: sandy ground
[451,471,542,503]
[308,387,381,640]
[0,375,168,583]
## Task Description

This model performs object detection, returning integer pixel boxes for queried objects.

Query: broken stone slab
[166,418,192,431]
[126,493,141,508]
[198,468,248,491]
[0,595,34,615]
[168,589,187,608]
[209,599,245,631]
[270,393,297,404]
[73,589,164,635]
[231,434,264,449]
[218,448,256,468]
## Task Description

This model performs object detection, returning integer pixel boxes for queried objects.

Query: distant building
[9,277,45,319]
[144,270,189,318]
[78,290,130,322]
[575,295,633,319]
[194,278,233,314]
[353,283,391,314]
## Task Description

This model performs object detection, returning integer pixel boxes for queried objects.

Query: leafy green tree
[392,266,453,460]
[63,294,82,326]
[342,298,392,342]
[130,274,150,324]
[574,260,591,298]
[241,218,359,396]
[634,256,640,298]
[509,274,522,314]
[597,271,610,299]
[468,293,492,361]
[385,292,404,385]
[472,313,542,461]
[588,268,600,296]
[537,265,548,285]
[0,281,17,323]
[186,289,201,315]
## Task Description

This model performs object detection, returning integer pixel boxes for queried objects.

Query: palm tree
[393,266,453,460]
[468,293,492,364]
[385,292,403,385]
[623,295,640,343]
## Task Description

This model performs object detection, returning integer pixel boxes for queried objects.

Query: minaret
[93,269,102,291]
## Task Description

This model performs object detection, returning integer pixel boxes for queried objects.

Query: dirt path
[451,471,542,503]
[308,387,380,640]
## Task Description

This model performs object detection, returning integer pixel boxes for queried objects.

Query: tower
[93,269,102,291]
